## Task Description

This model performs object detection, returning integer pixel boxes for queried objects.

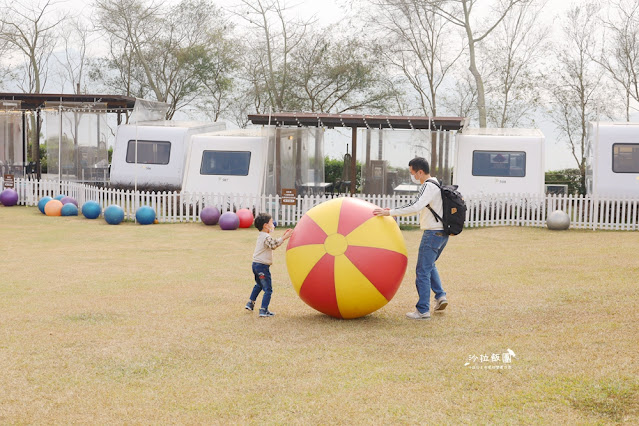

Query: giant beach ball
[286,198,408,319]
[0,189,19,206]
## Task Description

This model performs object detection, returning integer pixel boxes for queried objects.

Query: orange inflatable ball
[236,208,254,228]
[286,197,408,319]
[44,199,64,216]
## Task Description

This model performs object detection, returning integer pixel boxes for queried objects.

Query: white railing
[3,177,639,231]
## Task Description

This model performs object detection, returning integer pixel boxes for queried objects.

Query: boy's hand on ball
[373,208,390,216]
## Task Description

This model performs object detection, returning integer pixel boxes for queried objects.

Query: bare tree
[56,17,92,93]
[232,0,313,112]
[427,0,527,127]
[441,69,478,119]
[597,0,639,122]
[0,0,65,168]
[94,0,235,119]
[289,30,394,113]
[548,3,611,194]
[94,0,163,99]
[367,0,463,116]
[482,0,550,127]
[89,37,150,100]
[0,0,64,93]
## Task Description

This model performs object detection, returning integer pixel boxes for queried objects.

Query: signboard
[281,188,297,205]
[3,174,14,189]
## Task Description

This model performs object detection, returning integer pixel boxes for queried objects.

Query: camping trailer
[586,122,639,197]
[181,130,268,196]
[453,128,545,196]
[109,120,225,190]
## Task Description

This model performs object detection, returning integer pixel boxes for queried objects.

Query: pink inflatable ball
[200,206,221,225]
[0,189,19,206]
[219,211,240,230]
[60,196,78,207]
[236,208,254,228]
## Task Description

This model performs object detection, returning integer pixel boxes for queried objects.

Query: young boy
[245,213,293,317]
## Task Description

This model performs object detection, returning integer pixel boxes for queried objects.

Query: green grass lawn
[1,206,638,424]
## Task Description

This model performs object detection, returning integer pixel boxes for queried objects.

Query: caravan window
[613,143,639,173]
[472,151,526,177]
[126,140,171,165]
[200,151,251,176]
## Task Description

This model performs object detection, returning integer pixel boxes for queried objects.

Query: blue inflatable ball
[38,196,53,214]
[82,201,102,219]
[54,194,66,201]
[136,206,156,225]
[61,203,79,216]
[104,204,125,225]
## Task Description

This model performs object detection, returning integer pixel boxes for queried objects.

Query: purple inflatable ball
[219,211,240,230]
[60,196,78,207]
[0,189,19,206]
[200,206,221,225]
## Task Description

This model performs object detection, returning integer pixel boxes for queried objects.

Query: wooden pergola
[0,93,136,179]
[248,112,468,194]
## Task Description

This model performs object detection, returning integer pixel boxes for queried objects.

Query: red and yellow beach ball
[286,198,408,319]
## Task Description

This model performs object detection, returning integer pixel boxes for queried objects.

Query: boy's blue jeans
[415,230,449,314]
[250,262,272,310]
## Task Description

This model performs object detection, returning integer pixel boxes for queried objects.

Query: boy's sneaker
[434,297,448,311]
[406,310,431,320]
[245,301,255,311]
[259,309,275,317]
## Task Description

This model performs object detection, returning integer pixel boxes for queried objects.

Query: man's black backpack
[425,179,467,236]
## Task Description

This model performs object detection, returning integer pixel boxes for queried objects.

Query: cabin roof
[248,112,467,131]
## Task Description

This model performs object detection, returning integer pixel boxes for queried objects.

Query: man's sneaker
[434,297,448,311]
[259,309,275,317]
[245,301,255,311]
[406,310,431,320]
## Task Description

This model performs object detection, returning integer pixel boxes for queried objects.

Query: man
[373,157,449,320]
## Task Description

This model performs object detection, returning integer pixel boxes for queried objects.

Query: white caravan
[454,128,545,196]
[110,121,225,190]
[181,130,268,196]
[586,122,639,197]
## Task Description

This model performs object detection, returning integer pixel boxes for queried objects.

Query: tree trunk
[464,5,486,128]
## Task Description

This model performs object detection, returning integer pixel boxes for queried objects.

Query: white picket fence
[3,177,639,231]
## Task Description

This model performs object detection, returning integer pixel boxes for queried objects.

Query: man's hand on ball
[373,208,390,217]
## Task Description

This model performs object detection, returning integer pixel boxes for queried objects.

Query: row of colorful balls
[38,196,157,225]
[199,206,255,230]
[4,189,257,230]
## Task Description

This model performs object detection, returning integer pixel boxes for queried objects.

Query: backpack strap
[424,179,444,223]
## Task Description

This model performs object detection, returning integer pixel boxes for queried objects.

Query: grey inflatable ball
[547,210,570,230]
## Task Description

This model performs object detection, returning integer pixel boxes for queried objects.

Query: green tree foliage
[324,156,362,192]
[545,168,582,195]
